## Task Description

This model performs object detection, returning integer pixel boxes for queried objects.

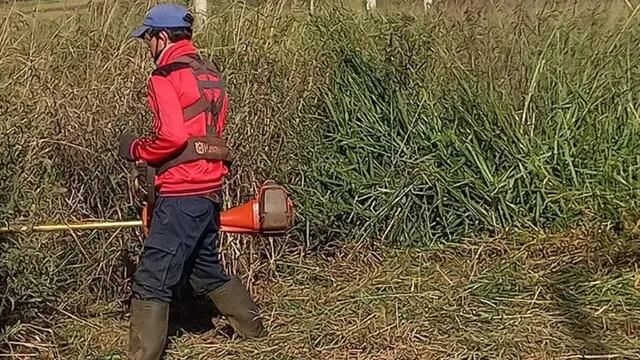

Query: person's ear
[158,31,169,46]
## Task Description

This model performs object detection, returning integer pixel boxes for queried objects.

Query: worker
[118,3,267,359]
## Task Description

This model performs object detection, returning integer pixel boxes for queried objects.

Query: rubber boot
[128,298,169,360]
[207,276,267,338]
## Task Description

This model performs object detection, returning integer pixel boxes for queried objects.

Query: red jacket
[130,40,229,197]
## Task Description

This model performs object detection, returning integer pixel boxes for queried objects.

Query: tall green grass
[297,2,640,246]
[0,0,639,344]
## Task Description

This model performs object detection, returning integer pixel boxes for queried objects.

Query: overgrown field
[1,0,639,358]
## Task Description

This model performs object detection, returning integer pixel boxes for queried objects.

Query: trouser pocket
[135,244,178,292]
[132,199,186,301]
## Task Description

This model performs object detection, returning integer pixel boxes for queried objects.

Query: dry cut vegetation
[3,229,640,359]
[1,0,639,358]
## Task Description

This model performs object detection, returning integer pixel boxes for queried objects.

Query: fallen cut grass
[3,227,639,359]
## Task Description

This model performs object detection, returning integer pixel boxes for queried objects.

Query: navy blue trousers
[132,195,230,303]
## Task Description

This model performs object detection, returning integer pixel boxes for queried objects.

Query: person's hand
[130,160,149,201]
[118,133,138,161]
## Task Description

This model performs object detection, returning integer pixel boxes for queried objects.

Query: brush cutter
[0,180,295,236]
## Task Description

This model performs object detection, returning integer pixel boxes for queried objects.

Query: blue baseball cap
[131,3,194,38]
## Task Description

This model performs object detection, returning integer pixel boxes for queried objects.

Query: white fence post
[193,0,207,30]
[366,0,376,11]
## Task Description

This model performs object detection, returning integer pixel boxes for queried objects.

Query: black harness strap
[154,54,227,129]
[151,62,192,77]
[198,80,225,89]
[155,135,231,174]
[182,97,210,121]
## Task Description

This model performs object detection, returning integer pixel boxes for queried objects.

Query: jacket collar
[156,40,198,67]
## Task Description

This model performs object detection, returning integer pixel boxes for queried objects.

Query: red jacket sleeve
[131,76,188,164]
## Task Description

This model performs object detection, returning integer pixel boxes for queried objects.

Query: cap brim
[130,25,150,38]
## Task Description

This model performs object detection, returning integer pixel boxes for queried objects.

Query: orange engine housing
[141,180,294,236]
[220,180,294,235]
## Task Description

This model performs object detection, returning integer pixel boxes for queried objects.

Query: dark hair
[147,27,192,42]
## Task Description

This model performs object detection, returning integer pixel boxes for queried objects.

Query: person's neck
[155,42,176,66]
